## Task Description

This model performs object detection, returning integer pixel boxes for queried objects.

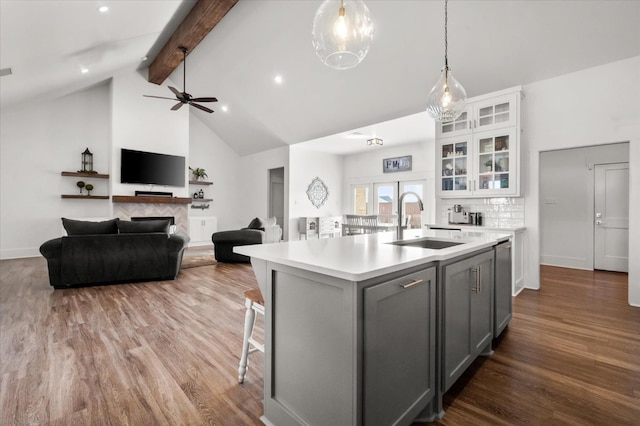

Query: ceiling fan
[144,46,218,113]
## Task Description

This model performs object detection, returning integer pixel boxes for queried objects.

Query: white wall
[540,143,629,269]
[110,70,190,198]
[342,141,436,224]
[0,82,111,259]
[289,147,343,240]
[189,113,241,231]
[523,56,640,306]
[238,146,289,237]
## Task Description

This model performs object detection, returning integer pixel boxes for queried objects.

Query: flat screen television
[120,149,185,187]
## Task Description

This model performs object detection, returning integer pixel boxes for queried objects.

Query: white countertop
[235,229,510,282]
[426,223,526,232]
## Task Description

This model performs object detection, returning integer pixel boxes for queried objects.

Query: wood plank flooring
[1,259,638,425]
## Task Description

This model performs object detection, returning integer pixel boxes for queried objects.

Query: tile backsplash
[438,198,525,228]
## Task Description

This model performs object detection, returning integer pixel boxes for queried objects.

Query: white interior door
[268,167,285,227]
[594,163,629,272]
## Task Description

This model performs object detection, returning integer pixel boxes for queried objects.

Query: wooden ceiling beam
[148,0,239,85]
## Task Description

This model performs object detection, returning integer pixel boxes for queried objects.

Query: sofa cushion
[62,218,118,235]
[117,219,170,234]
[246,217,265,231]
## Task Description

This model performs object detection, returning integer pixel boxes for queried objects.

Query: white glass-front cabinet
[436,87,522,198]
[438,136,473,197]
[437,128,518,197]
[436,91,519,138]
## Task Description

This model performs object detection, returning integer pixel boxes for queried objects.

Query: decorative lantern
[81,148,93,172]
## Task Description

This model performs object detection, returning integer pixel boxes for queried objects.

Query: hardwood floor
[1,260,638,425]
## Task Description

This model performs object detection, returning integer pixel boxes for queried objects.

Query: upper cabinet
[436,87,522,198]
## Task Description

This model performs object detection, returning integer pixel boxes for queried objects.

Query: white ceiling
[2,0,639,156]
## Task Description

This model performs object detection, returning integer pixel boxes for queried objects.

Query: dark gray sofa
[211,217,282,263]
[39,218,189,289]
[211,229,263,263]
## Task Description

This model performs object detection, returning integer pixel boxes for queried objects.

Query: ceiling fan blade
[168,86,182,97]
[190,97,218,103]
[190,103,214,113]
[143,95,177,100]
[171,102,184,111]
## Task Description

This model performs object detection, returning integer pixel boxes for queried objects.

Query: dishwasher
[494,240,512,337]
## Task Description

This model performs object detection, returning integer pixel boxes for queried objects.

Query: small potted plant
[189,167,208,181]
[484,159,493,172]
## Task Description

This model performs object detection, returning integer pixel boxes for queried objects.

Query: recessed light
[221,105,229,112]
[81,67,89,74]
[98,6,109,13]
[346,131,368,139]
[274,75,283,85]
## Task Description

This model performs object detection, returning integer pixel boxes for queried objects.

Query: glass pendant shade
[426,66,467,121]
[312,0,374,70]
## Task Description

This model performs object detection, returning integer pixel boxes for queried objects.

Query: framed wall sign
[383,155,412,173]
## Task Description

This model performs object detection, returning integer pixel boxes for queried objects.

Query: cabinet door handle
[471,266,481,293]
[401,279,424,289]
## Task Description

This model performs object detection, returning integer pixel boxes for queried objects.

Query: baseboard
[1,247,40,260]
[540,255,591,270]
[540,262,593,271]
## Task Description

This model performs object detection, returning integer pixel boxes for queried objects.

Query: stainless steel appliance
[448,205,470,224]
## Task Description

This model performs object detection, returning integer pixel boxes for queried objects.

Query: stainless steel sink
[387,238,464,250]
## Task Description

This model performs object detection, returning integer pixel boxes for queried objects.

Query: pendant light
[312,0,374,70]
[426,0,467,121]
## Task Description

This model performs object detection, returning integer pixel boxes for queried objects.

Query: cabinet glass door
[441,140,470,195]
[474,129,515,195]
[473,93,518,132]
[437,110,470,138]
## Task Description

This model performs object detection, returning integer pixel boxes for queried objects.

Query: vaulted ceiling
[1,1,639,156]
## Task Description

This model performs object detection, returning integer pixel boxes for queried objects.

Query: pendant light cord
[444,0,449,71]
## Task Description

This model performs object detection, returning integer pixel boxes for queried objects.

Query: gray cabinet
[441,250,494,391]
[494,241,512,336]
[363,267,436,426]
[260,262,439,426]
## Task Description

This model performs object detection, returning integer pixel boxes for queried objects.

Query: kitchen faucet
[397,191,424,240]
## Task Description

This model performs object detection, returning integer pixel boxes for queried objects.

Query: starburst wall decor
[306,177,329,208]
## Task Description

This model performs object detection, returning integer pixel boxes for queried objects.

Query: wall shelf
[61,195,110,200]
[61,171,109,179]
[189,180,213,185]
[112,195,193,204]
[191,198,213,202]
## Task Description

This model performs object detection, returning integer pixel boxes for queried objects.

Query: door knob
[595,220,603,225]
[595,212,602,218]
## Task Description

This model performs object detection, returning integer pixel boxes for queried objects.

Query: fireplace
[112,200,187,234]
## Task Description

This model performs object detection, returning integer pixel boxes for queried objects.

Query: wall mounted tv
[120,149,185,187]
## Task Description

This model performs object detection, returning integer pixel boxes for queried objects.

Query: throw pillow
[262,217,277,227]
[62,218,118,235]
[247,217,265,231]
[117,219,170,234]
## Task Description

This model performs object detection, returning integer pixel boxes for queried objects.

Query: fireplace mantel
[112,196,192,204]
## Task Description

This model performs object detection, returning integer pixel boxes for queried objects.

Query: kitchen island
[235,229,511,426]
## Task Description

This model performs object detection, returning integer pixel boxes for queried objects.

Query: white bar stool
[238,289,264,383]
